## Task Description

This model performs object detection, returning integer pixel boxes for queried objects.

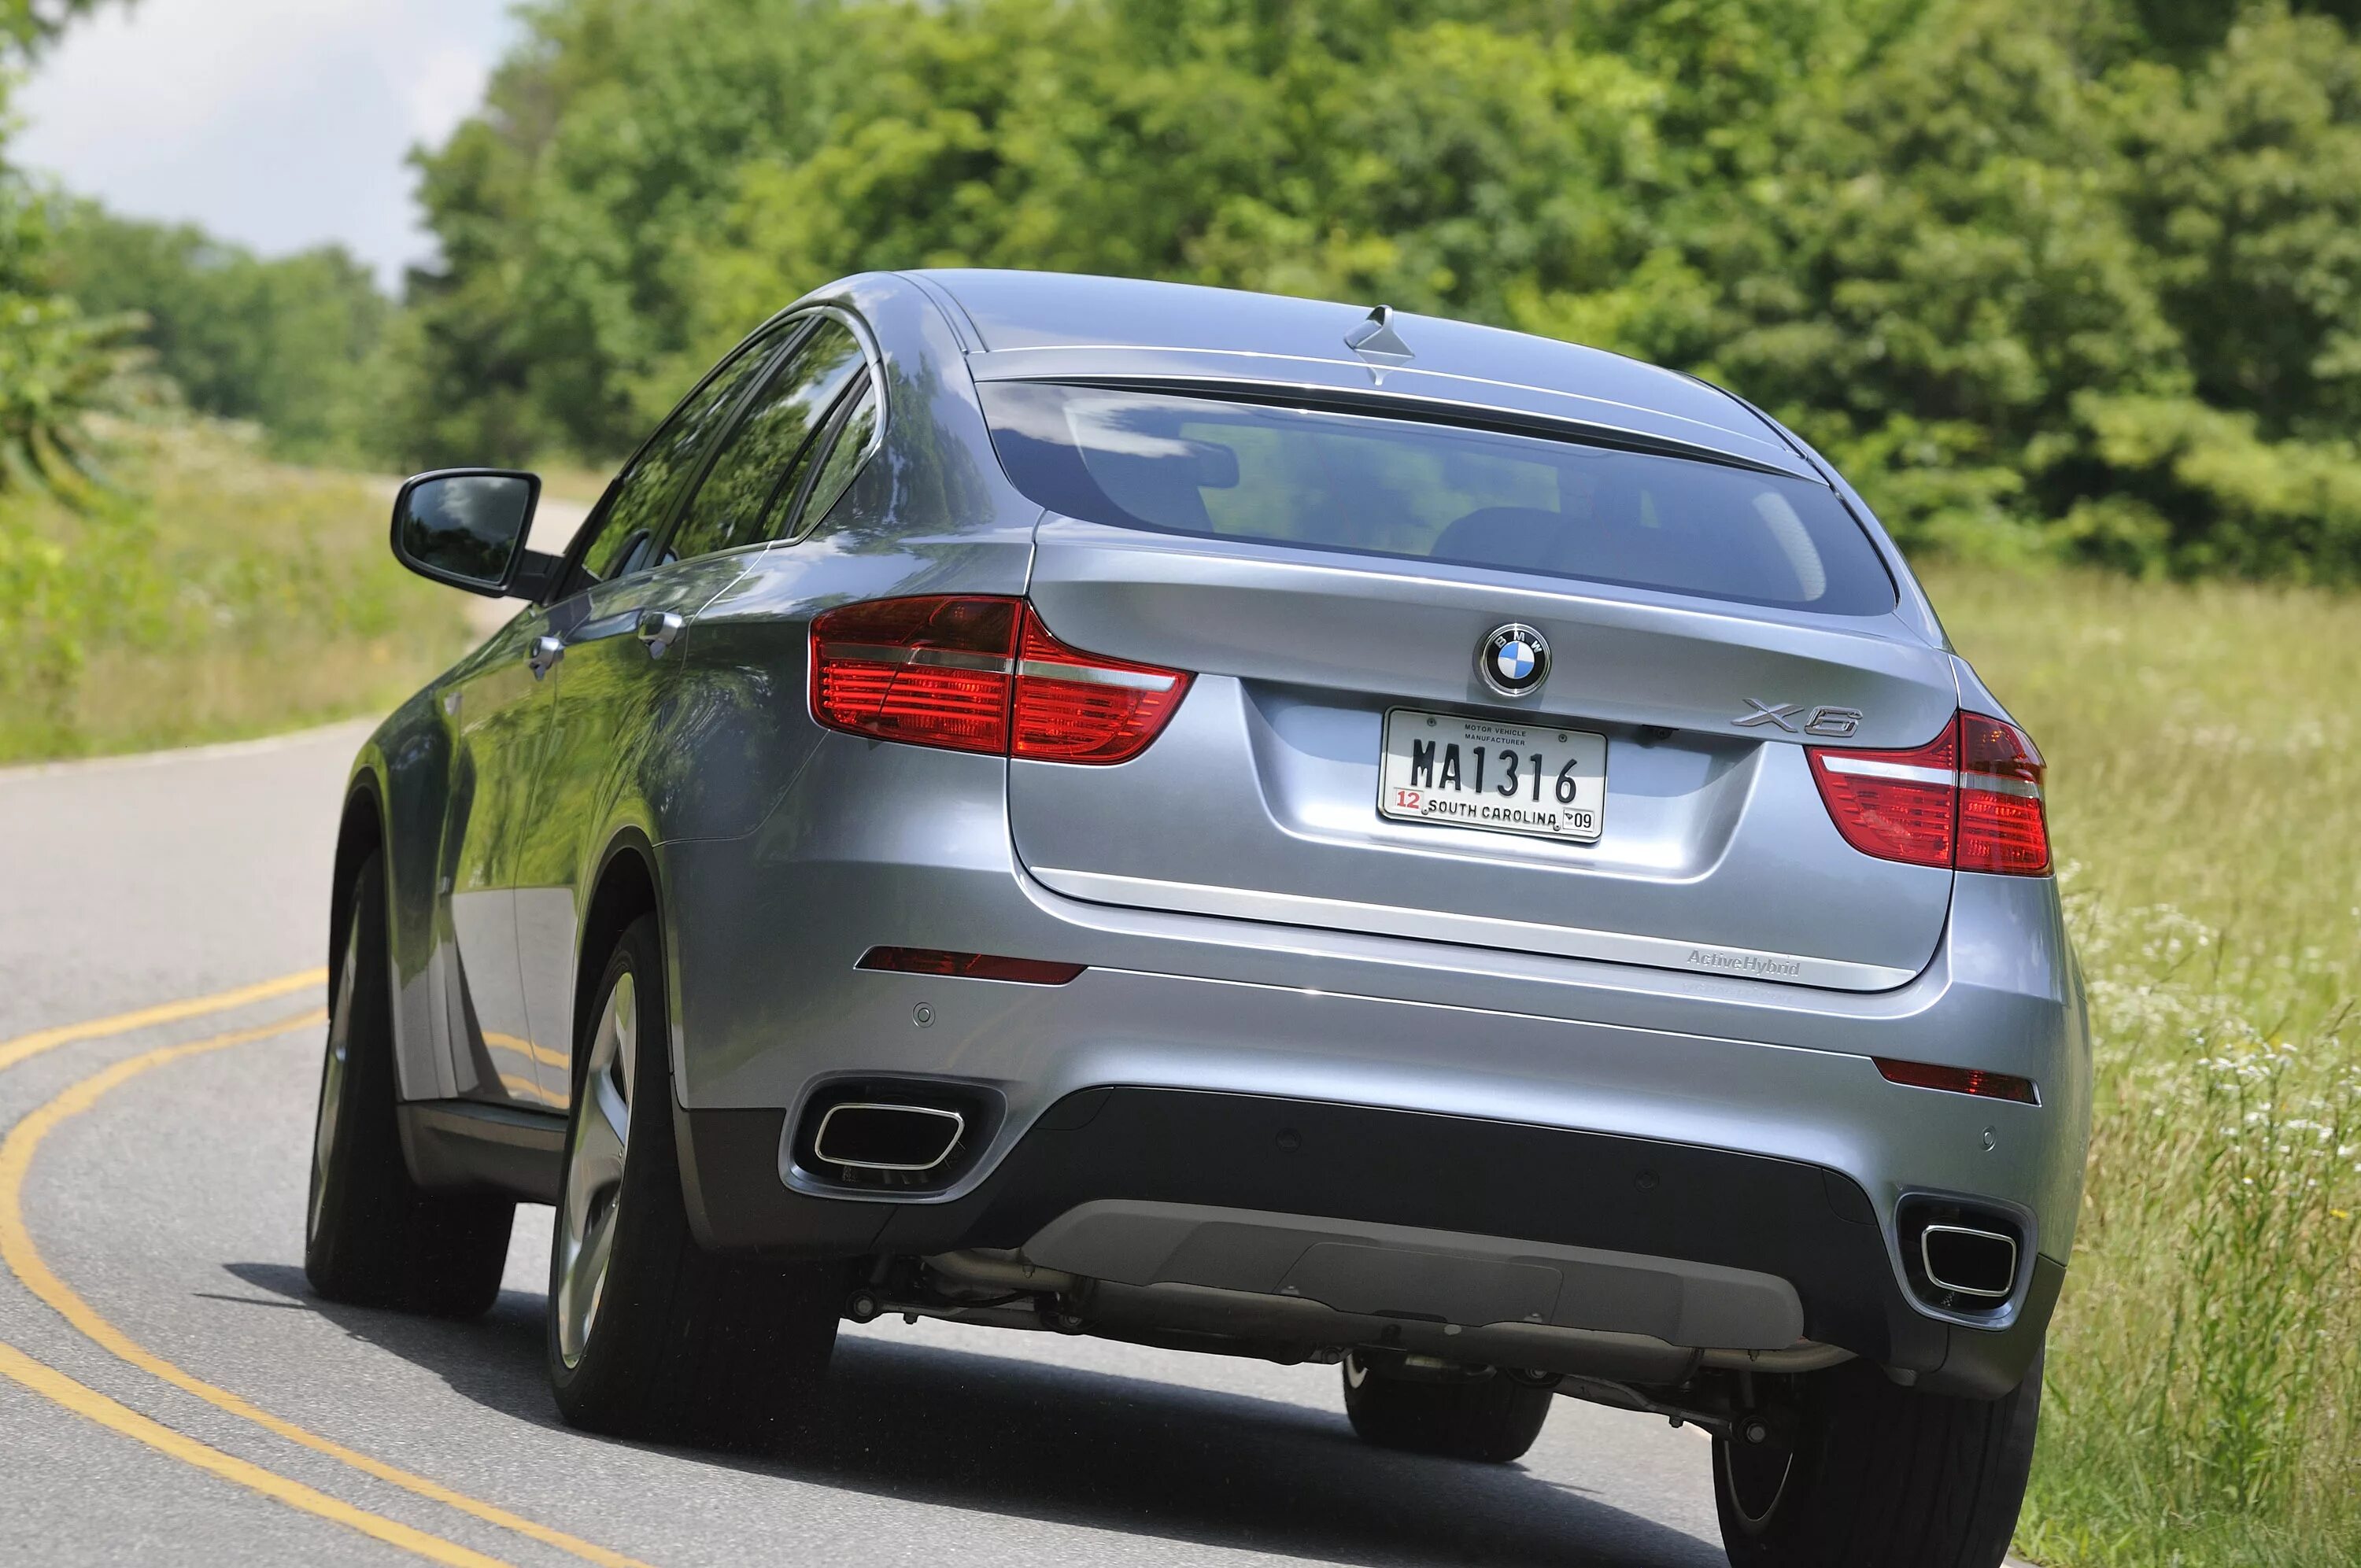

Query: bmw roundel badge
[1478,623,1551,698]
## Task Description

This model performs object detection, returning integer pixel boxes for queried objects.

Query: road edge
[0,717,378,785]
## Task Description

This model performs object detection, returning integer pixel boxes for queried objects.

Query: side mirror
[390,469,548,597]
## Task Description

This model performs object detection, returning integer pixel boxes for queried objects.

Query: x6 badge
[1734,699,1863,737]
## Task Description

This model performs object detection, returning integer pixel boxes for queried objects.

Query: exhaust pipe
[811,1102,966,1173]
[1918,1223,2018,1300]
[926,1249,1077,1294]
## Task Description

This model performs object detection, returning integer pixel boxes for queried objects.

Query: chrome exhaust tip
[811,1102,966,1174]
[1918,1223,2018,1300]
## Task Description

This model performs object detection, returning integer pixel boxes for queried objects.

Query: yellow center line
[0,1335,511,1568]
[0,995,655,1568]
[0,968,324,1075]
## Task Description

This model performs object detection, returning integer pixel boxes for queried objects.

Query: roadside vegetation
[1932,566,2361,1566]
[0,420,474,762]
[0,1,476,762]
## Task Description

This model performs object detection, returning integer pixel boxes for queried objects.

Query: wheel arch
[570,828,740,1243]
[329,775,388,1013]
[572,829,666,1081]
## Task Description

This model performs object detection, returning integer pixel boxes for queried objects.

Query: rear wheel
[546,912,848,1448]
[1714,1352,2042,1568]
[305,850,513,1316]
[1340,1352,1553,1463]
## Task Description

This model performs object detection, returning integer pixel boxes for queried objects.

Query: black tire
[1340,1353,1553,1463]
[305,850,514,1317]
[546,912,849,1449]
[1714,1350,2043,1568]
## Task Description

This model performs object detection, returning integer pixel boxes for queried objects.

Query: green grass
[1922,566,2361,1566]
[0,420,478,763]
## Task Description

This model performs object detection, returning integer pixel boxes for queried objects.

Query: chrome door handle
[636,609,685,659]
[528,634,564,681]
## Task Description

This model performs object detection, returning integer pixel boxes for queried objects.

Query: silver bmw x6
[309,269,2086,1567]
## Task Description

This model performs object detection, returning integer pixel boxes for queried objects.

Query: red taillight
[1805,722,1958,869]
[1875,1056,2040,1104]
[1806,711,2049,876]
[1012,606,1192,762]
[1956,714,2050,875]
[810,596,1018,754]
[811,595,1189,764]
[857,946,1086,985]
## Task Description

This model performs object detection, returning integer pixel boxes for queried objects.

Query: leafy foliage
[0,256,138,493]
[381,0,2361,584]
[0,0,136,495]
[46,201,391,462]
[0,0,116,52]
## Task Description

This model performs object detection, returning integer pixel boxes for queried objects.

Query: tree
[47,201,390,461]
[386,0,2361,582]
[0,0,135,493]
[1,0,119,51]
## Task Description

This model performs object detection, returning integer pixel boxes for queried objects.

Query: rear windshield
[978,382,1895,616]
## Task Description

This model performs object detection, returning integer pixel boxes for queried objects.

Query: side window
[784,381,878,540]
[667,319,868,561]
[562,322,796,595]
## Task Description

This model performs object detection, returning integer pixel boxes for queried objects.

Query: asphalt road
[0,719,1747,1567]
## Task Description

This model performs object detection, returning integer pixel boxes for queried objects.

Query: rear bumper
[678,1087,2060,1397]
[665,865,2089,1262]
[657,740,2089,1392]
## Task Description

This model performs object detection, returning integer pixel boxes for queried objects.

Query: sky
[13,0,527,290]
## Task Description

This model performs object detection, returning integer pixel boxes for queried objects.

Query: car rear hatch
[981,378,1959,993]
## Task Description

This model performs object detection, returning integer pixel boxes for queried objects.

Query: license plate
[1378,708,1606,843]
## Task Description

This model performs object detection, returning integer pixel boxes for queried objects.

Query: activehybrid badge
[1478,623,1551,698]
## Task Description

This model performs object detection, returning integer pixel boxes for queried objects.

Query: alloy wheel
[1720,1433,1797,1529]
[306,909,362,1243]
[556,970,636,1368]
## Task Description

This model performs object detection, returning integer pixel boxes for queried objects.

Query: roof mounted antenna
[1344,304,1414,367]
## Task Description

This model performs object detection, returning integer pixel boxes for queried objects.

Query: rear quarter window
[977,382,1895,616]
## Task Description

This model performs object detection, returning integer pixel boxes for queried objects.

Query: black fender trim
[1920,1252,2062,1398]
[397,1100,566,1205]
[675,1105,891,1256]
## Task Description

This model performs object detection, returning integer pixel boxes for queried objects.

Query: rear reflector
[857,946,1086,985]
[1874,1057,2039,1104]
[1807,711,2050,876]
[811,595,1189,764]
